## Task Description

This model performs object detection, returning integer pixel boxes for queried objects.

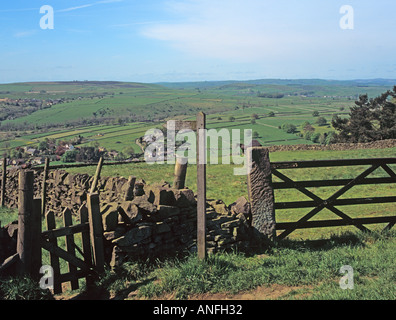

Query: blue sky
[0,0,395,83]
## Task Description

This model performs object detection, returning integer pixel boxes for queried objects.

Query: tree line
[332,86,396,143]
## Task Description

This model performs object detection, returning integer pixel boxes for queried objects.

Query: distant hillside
[0,79,394,130]
[157,78,396,90]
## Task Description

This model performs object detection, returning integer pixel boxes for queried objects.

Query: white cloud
[141,0,320,62]
[57,0,123,13]
[14,30,37,38]
[58,4,94,13]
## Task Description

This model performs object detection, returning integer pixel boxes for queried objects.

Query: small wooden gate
[0,170,105,295]
[41,193,105,294]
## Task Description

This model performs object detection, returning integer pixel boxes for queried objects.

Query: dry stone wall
[2,169,138,215]
[0,221,18,270]
[266,138,396,152]
[1,169,253,268]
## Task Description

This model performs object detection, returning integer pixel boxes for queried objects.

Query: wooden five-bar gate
[271,157,396,239]
[247,147,396,241]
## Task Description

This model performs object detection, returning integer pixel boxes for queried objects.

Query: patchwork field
[1,79,394,157]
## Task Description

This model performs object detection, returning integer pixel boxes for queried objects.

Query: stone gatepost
[246,147,276,244]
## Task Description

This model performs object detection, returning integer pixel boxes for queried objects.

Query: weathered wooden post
[87,193,105,273]
[17,171,40,277]
[90,157,104,194]
[1,158,6,207]
[63,208,79,290]
[41,157,50,216]
[31,198,42,280]
[247,147,276,244]
[79,204,94,288]
[173,156,188,189]
[196,112,207,260]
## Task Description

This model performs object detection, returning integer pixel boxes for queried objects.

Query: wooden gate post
[41,158,50,217]
[1,158,6,207]
[87,193,105,273]
[196,112,207,260]
[247,147,276,243]
[173,156,188,190]
[17,171,40,277]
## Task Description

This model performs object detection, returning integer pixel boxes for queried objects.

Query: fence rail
[246,148,396,241]
[270,157,396,240]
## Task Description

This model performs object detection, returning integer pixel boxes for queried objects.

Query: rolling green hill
[0,79,394,157]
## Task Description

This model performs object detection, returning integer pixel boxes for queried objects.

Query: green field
[1,79,394,156]
[1,79,394,241]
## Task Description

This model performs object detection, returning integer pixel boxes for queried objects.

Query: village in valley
[0,135,140,168]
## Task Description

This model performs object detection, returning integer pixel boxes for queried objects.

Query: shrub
[304,131,313,140]
[282,123,297,134]
[311,133,321,143]
[325,131,336,145]
[61,150,78,163]
[316,117,327,126]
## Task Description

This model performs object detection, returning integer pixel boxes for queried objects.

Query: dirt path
[121,284,314,301]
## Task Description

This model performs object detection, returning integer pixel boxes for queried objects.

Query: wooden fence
[0,170,105,294]
[247,147,396,241]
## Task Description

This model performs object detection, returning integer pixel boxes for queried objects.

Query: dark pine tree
[332,86,396,143]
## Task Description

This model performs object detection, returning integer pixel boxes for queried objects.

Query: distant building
[32,157,46,165]
[25,148,38,156]
[107,151,119,159]
[65,144,75,151]
[12,159,25,166]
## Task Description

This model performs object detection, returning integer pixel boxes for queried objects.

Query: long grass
[133,230,396,300]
